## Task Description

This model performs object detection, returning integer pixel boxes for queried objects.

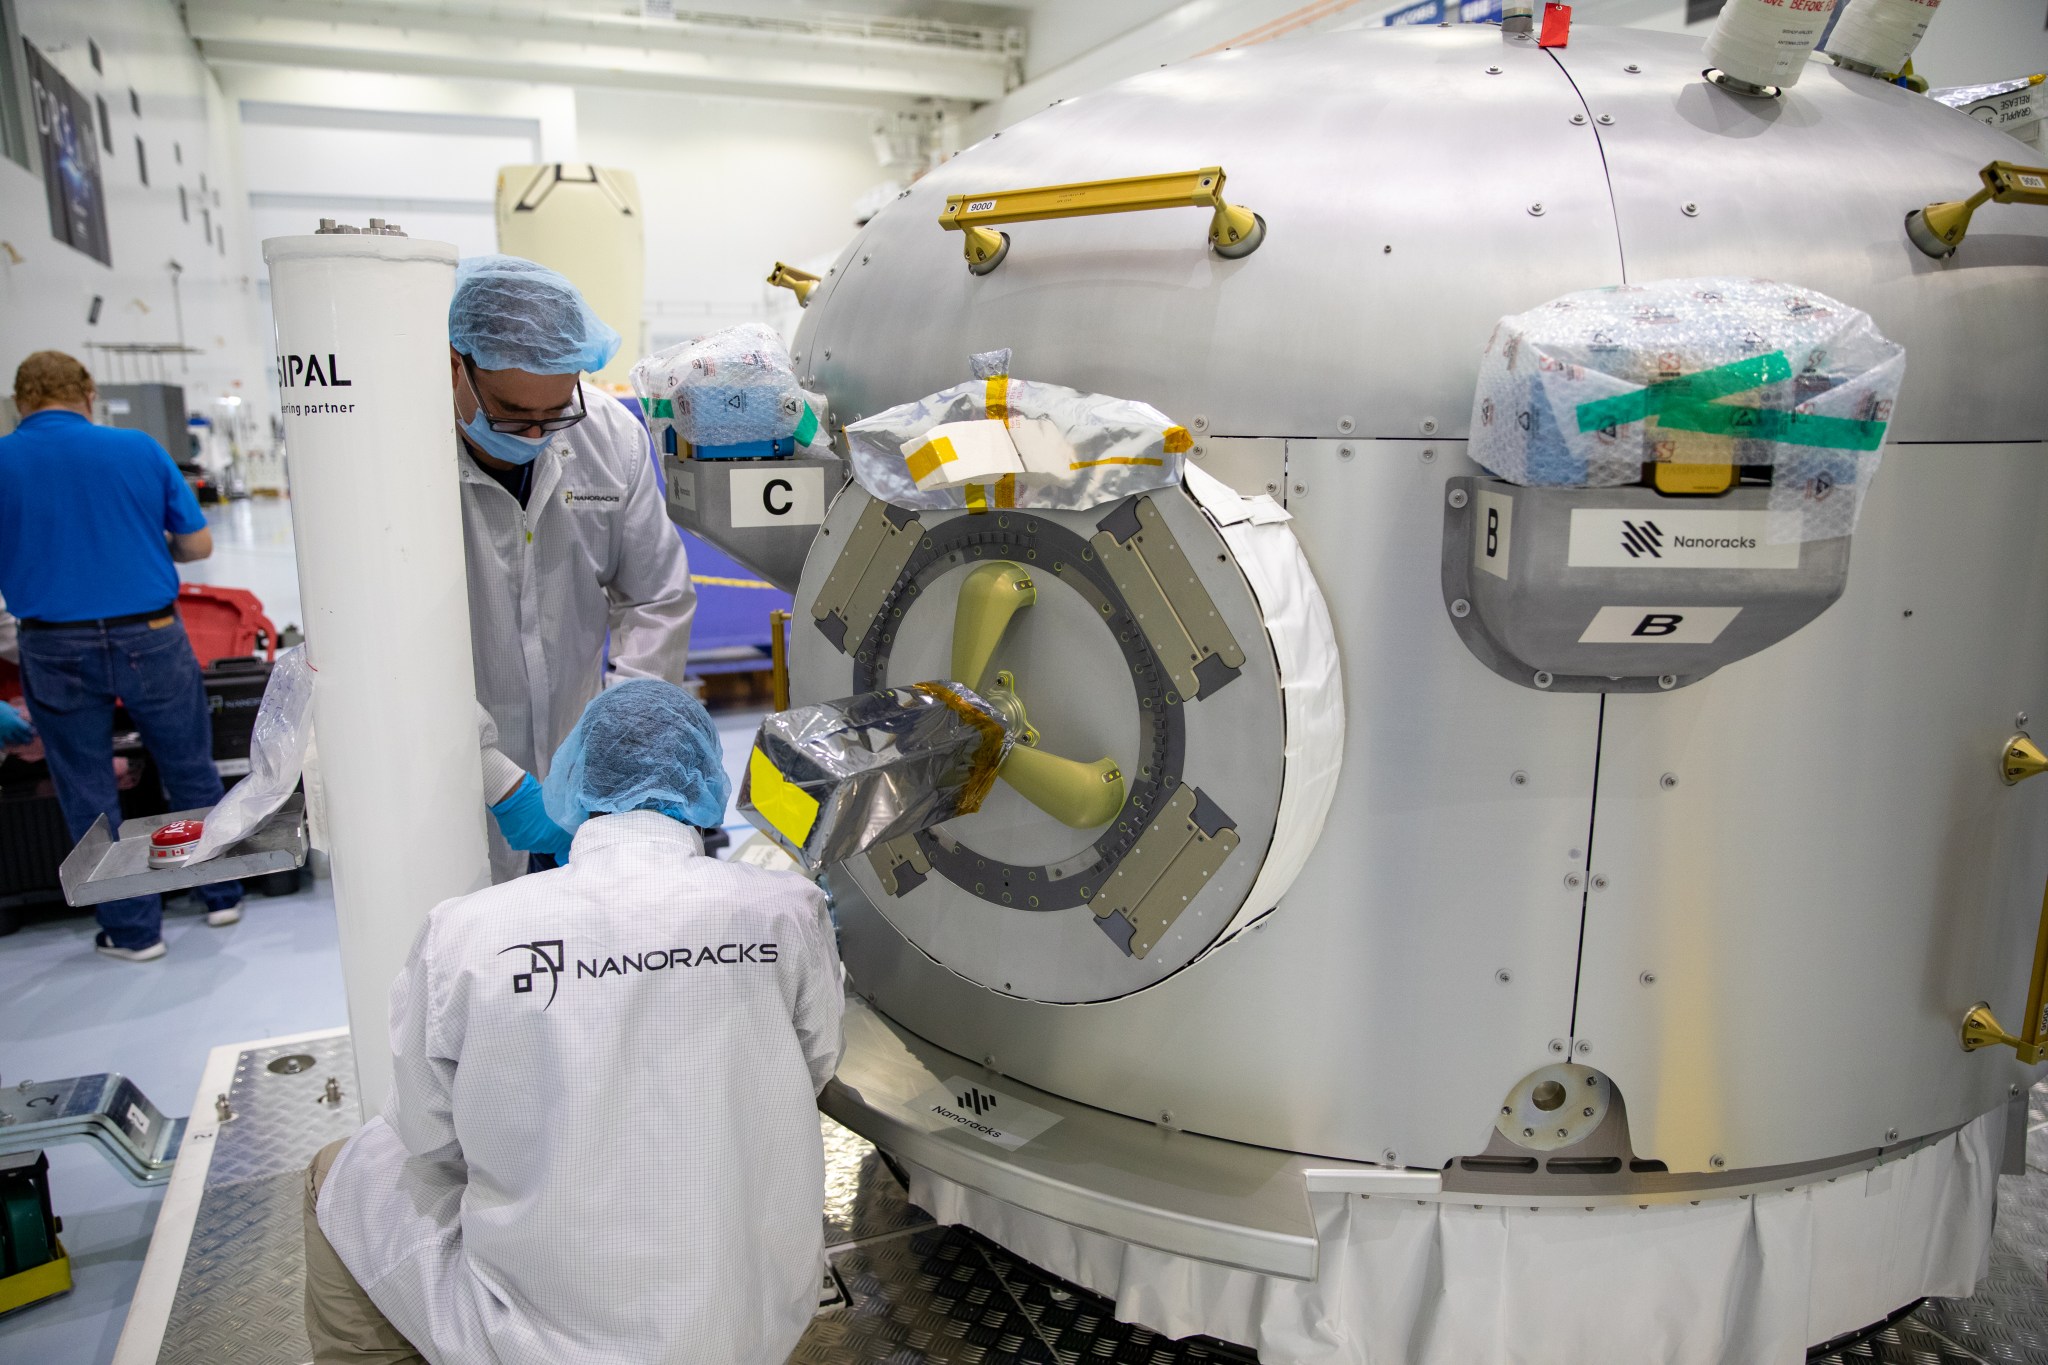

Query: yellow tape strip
[911,682,1009,815]
[985,374,1009,422]
[905,436,957,484]
[964,483,990,513]
[995,473,1017,508]
[748,746,820,848]
[1070,456,1166,469]
[690,574,776,589]
[1162,425,1193,454]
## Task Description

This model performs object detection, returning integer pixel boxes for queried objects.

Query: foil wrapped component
[740,681,1015,873]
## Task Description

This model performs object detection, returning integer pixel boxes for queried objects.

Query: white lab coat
[318,811,844,1365]
[459,395,695,875]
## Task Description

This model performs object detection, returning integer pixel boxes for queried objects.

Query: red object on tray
[1538,2,1571,47]
[149,819,205,866]
[176,584,277,668]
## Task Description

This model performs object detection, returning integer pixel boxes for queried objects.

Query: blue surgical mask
[461,406,553,465]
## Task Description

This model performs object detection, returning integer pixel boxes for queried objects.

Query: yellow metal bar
[769,608,791,712]
[1907,160,2048,257]
[939,166,1263,273]
[765,261,821,306]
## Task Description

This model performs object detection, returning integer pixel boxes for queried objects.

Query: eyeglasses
[462,354,588,435]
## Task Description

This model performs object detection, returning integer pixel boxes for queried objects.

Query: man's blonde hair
[13,350,94,413]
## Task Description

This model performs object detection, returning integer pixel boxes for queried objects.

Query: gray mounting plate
[59,793,307,907]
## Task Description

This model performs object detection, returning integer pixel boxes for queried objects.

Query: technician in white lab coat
[305,679,844,1365]
[448,255,697,879]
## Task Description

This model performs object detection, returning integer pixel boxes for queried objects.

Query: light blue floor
[1,497,769,1362]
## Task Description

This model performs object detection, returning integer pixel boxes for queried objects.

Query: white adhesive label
[912,1076,1062,1151]
[1578,605,1742,645]
[1475,490,1514,580]
[965,199,998,213]
[125,1102,151,1136]
[1567,509,1800,569]
[729,465,825,528]
[668,465,697,513]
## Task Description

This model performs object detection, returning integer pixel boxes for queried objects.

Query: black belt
[20,605,178,632]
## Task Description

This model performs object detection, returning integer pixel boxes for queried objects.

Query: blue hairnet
[449,254,621,375]
[543,679,731,833]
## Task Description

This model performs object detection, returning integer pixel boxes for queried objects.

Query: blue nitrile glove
[0,705,32,747]
[489,773,575,859]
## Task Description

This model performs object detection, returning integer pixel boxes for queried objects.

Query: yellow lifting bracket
[765,261,822,306]
[1905,160,2048,258]
[938,166,1265,275]
[1961,734,2048,1061]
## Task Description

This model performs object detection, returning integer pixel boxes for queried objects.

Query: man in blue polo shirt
[0,351,243,961]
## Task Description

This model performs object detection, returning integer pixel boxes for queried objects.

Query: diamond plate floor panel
[151,1038,2048,1365]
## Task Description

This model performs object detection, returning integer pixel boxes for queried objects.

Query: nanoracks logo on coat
[499,938,778,1009]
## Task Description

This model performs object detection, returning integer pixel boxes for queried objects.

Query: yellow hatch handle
[1906,160,2048,258]
[1960,867,2048,1064]
[766,261,821,306]
[938,166,1265,275]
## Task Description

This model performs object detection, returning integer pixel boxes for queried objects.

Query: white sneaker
[95,933,167,962]
[205,906,243,927]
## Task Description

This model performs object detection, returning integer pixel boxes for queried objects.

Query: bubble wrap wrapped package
[1470,278,1906,541]
[740,681,1015,874]
[630,322,805,447]
[846,353,1191,513]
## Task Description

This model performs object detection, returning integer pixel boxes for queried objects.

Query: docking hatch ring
[791,479,1340,1003]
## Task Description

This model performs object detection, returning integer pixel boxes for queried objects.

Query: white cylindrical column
[1705,0,1840,92]
[262,232,491,1113]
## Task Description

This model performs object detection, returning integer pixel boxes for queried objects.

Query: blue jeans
[18,615,243,948]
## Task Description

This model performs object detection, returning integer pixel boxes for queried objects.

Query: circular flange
[792,485,1289,1003]
[1497,1063,1612,1151]
[267,1054,317,1075]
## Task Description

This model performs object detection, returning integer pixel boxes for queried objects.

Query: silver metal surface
[1573,442,2048,1173]
[823,994,1361,1279]
[830,441,1607,1167]
[0,1073,184,1185]
[1551,30,2048,444]
[59,794,308,908]
[795,28,1623,443]
[159,1034,362,1365]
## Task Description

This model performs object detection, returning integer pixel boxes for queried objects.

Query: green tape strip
[1575,351,1792,433]
[1654,402,1888,451]
[793,401,819,446]
[651,398,673,419]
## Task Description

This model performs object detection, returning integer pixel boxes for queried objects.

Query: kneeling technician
[303,680,844,1364]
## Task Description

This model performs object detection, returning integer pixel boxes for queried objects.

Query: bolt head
[1420,417,1439,435]
[1885,1128,1899,1141]
[1528,203,1545,216]
[2019,712,2031,727]
[1571,113,1587,125]
[1534,671,1555,689]
[2011,1083,2024,1097]
[1338,445,1355,460]
[1657,674,1678,689]
[1420,447,1437,463]
[1557,1128,1569,1138]
[1682,203,1700,217]
[1383,1149,1399,1163]
[1337,415,1356,434]
[1159,1110,1174,1125]
[1591,874,1609,891]
[1447,487,1469,508]
[1549,1038,1566,1054]
[1574,1040,1591,1055]
[1710,1154,1727,1169]
[1486,65,1503,74]
[1625,64,1641,73]
[1565,872,1583,889]
[1511,769,1528,785]
[1640,971,1657,986]
[1596,113,1614,125]
[1496,968,1512,983]
[1660,772,1678,789]
[1451,598,1472,618]
[1191,415,1209,432]
[1583,1107,1595,1117]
